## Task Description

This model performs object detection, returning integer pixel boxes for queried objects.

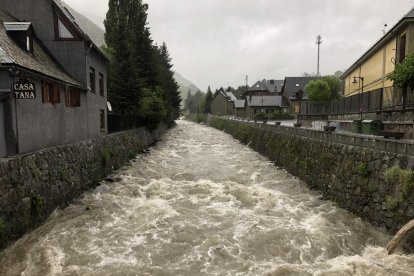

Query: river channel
[0,120,413,275]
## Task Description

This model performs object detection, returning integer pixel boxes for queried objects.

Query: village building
[341,7,414,110]
[210,87,237,116]
[234,99,246,118]
[0,0,108,157]
[245,79,284,97]
[245,95,284,118]
[282,77,318,114]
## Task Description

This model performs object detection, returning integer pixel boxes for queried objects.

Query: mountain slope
[174,72,203,105]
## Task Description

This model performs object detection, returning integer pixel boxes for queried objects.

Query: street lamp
[352,76,364,120]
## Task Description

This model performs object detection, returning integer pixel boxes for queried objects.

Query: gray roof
[4,22,31,31]
[283,77,318,99]
[225,91,237,102]
[0,10,81,87]
[247,96,282,107]
[249,79,285,93]
[249,80,269,92]
[56,0,106,48]
[234,99,245,108]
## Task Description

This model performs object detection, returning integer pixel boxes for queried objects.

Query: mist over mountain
[174,72,203,104]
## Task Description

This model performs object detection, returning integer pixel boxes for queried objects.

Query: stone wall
[0,125,167,250]
[208,116,414,240]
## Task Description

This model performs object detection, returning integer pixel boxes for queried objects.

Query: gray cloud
[65,0,413,90]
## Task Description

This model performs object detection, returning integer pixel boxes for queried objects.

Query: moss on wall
[209,116,414,235]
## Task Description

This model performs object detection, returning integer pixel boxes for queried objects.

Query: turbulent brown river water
[1,120,414,275]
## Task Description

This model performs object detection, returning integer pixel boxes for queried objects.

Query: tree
[204,86,213,113]
[104,0,181,128]
[388,52,414,89]
[322,75,342,99]
[305,79,331,103]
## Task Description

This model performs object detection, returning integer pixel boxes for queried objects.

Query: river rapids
[0,120,413,275]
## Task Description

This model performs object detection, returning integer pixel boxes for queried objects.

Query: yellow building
[342,7,414,103]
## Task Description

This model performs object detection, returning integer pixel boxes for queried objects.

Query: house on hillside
[283,77,318,114]
[246,95,284,118]
[341,6,414,110]
[210,88,237,116]
[0,0,108,156]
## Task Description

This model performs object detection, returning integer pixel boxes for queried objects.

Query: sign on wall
[13,79,36,99]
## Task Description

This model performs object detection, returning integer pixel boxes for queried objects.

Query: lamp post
[352,76,364,120]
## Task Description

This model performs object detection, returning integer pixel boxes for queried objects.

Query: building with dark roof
[0,1,108,157]
[246,79,284,96]
[341,6,414,108]
[282,77,318,114]
[211,87,237,116]
[246,95,284,118]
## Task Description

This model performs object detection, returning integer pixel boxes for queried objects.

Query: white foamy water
[0,120,413,276]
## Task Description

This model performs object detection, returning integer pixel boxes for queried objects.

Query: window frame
[53,5,82,41]
[99,73,104,96]
[89,67,96,93]
[65,88,81,108]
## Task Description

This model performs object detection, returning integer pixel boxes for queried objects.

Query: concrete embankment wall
[0,125,167,250]
[208,116,414,237]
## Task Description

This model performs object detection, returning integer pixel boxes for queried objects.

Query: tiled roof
[0,10,81,87]
[234,99,245,108]
[283,77,318,99]
[247,96,282,107]
[249,80,268,92]
[225,91,237,102]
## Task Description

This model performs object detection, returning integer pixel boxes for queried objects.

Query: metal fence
[299,87,414,116]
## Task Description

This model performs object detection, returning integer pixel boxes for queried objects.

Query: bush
[305,79,331,103]
[388,52,414,89]
[384,165,414,198]
[253,112,268,121]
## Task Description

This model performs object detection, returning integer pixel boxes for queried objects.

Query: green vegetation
[384,166,414,197]
[358,163,369,177]
[386,196,401,210]
[104,0,181,127]
[253,112,268,121]
[388,52,414,89]
[184,113,207,123]
[305,75,342,103]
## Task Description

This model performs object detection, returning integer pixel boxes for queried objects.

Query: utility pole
[316,35,322,76]
[245,75,248,90]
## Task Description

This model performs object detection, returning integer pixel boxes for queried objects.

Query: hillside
[174,72,203,104]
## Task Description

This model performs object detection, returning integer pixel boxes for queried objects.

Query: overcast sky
[65,0,413,90]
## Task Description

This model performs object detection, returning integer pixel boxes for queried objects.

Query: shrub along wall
[0,125,167,250]
[208,116,414,237]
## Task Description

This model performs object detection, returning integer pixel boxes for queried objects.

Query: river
[0,120,413,275]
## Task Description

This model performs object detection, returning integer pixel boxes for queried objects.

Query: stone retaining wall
[0,125,167,250]
[208,116,414,241]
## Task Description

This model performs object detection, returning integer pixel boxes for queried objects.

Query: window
[89,67,96,93]
[42,81,52,103]
[399,34,407,63]
[51,84,60,104]
[57,19,74,39]
[41,82,60,104]
[65,89,81,107]
[266,109,273,114]
[99,73,104,96]
[100,109,105,132]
